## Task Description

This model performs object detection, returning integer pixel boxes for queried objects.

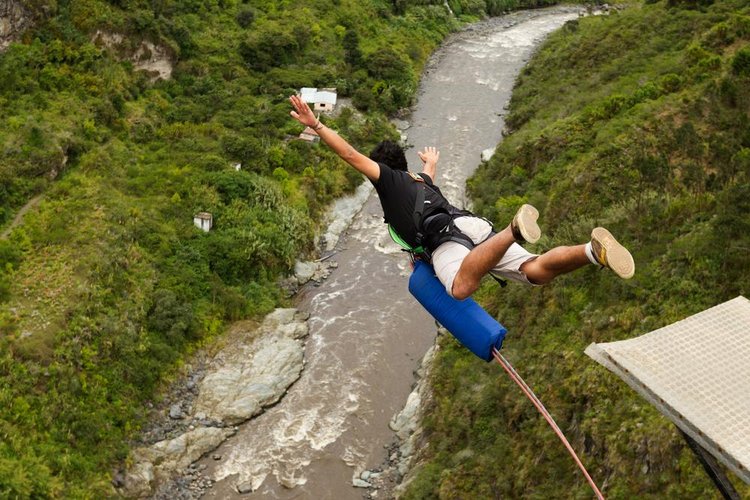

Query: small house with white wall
[299,126,320,143]
[194,212,213,232]
[300,87,337,112]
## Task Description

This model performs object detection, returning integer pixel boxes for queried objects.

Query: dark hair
[369,140,408,171]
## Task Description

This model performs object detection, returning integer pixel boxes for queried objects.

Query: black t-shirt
[371,162,450,248]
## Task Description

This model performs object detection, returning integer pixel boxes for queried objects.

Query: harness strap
[388,224,425,255]
[413,182,426,248]
[389,173,509,288]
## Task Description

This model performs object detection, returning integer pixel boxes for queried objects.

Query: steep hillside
[0,0,453,496]
[0,0,588,497]
[404,0,750,498]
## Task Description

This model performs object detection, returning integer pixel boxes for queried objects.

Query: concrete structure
[300,87,337,112]
[193,212,213,232]
[298,126,320,143]
[586,296,750,495]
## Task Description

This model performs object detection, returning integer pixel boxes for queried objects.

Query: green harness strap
[388,224,425,255]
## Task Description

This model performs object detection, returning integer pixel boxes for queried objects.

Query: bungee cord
[492,348,605,500]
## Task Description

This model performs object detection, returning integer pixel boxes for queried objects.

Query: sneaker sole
[591,227,635,279]
[516,204,541,243]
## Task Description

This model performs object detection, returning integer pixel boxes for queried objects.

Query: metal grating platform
[585,296,750,484]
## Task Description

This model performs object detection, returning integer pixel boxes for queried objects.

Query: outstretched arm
[289,95,380,181]
[418,146,439,181]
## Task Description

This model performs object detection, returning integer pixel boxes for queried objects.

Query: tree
[343,28,362,68]
[239,21,300,71]
[365,47,412,84]
[236,7,255,28]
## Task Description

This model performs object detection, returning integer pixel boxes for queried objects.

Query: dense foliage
[0,0,448,497]
[1,0,599,497]
[403,0,750,498]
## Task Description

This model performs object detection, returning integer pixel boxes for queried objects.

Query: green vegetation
[404,0,750,498]
[0,0,444,497]
[1,0,598,497]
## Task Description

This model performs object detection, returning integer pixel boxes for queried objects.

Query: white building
[300,87,337,112]
[299,126,320,143]
[193,212,213,232]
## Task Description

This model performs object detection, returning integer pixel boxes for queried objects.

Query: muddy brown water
[197,8,581,499]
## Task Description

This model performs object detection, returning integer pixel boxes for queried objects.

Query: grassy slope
[404,1,750,498]
[0,0,462,496]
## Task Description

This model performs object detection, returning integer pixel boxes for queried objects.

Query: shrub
[365,47,413,85]
[239,21,301,71]
[147,288,196,345]
[731,46,750,75]
[236,8,256,28]
[659,73,683,92]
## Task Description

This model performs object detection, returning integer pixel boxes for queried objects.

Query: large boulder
[119,308,310,497]
[92,30,174,81]
[120,427,234,497]
[193,308,309,425]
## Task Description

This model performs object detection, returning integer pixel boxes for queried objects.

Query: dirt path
[1,194,43,239]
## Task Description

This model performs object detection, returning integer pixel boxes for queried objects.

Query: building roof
[299,127,320,142]
[300,87,337,106]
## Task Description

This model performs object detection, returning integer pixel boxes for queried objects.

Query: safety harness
[389,172,507,287]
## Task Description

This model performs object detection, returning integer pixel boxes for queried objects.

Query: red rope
[492,348,605,500]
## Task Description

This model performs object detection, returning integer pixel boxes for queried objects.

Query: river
[198,8,581,499]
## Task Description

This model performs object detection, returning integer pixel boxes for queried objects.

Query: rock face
[124,427,235,497]
[193,308,309,425]
[390,345,435,486]
[92,30,174,81]
[118,308,309,497]
[0,0,30,51]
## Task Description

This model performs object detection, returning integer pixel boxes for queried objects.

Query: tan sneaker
[590,227,635,279]
[511,204,541,244]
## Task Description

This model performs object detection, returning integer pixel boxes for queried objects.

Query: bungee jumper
[289,94,634,304]
[290,94,632,498]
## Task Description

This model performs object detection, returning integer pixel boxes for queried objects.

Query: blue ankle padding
[408,260,506,362]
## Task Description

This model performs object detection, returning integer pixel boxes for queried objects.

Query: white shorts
[431,216,539,297]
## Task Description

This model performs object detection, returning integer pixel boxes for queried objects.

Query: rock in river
[193,308,309,425]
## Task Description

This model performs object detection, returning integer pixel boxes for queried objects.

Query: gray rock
[237,482,254,494]
[389,389,420,440]
[481,147,496,162]
[193,308,308,425]
[391,119,411,131]
[0,1,30,51]
[294,260,336,286]
[397,462,410,477]
[119,427,233,497]
[294,260,317,283]
[169,404,183,419]
[353,478,372,488]
[121,461,154,498]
